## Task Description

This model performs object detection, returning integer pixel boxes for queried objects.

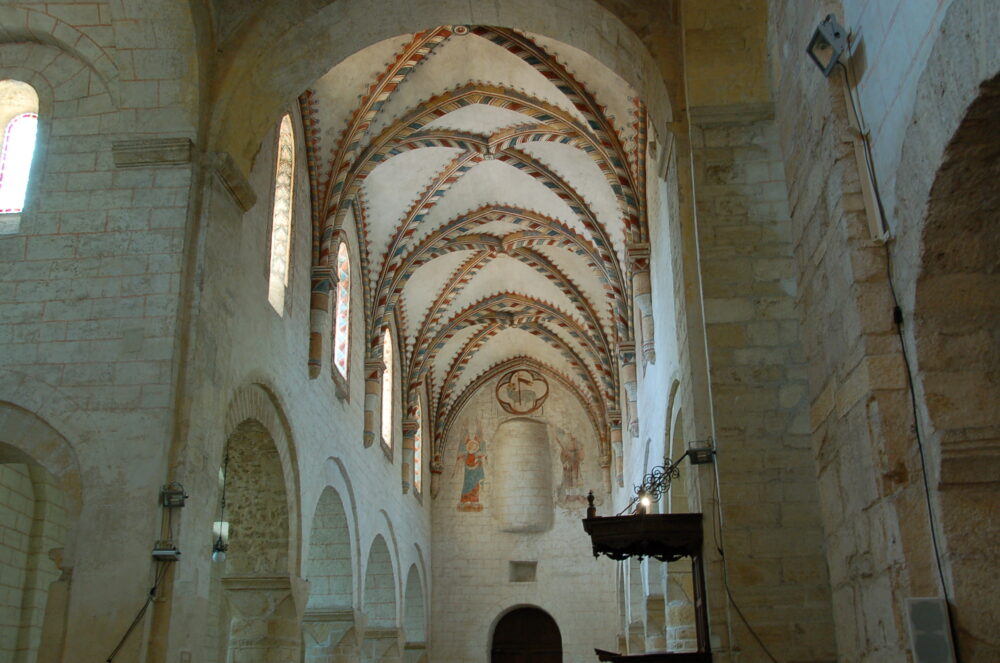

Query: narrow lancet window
[381,328,394,449]
[334,242,351,378]
[413,399,423,493]
[268,114,295,312]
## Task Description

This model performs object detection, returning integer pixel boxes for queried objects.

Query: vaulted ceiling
[302,26,649,459]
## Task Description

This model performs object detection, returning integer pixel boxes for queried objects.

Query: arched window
[0,113,38,214]
[0,80,40,225]
[267,113,295,313]
[333,242,351,379]
[381,328,394,449]
[413,398,423,494]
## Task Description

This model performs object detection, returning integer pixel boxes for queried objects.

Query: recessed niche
[509,561,537,583]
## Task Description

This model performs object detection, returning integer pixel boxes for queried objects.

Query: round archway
[491,606,562,663]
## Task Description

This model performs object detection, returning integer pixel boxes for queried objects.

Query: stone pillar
[627,243,656,366]
[618,342,639,439]
[644,595,666,652]
[403,641,427,663]
[360,627,402,663]
[222,575,304,663]
[627,620,645,654]
[309,265,335,379]
[401,419,417,494]
[36,552,70,663]
[665,568,696,652]
[608,410,624,488]
[599,455,613,494]
[302,609,361,663]
[363,357,384,448]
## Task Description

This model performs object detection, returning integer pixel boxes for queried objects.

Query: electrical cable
[105,561,170,663]
[836,60,953,606]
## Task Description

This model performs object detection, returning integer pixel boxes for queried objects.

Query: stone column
[309,265,335,379]
[363,357,384,448]
[36,552,70,663]
[618,342,639,439]
[403,640,427,663]
[401,419,417,494]
[360,627,402,663]
[302,609,361,663]
[644,595,666,652]
[599,455,613,494]
[627,243,656,366]
[608,410,624,488]
[222,575,304,663]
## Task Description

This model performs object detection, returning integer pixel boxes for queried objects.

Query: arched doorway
[491,607,562,663]
[911,69,1000,658]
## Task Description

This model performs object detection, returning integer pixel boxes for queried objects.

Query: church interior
[0,0,997,661]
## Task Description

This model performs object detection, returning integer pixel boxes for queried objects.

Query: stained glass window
[381,328,394,448]
[268,114,294,312]
[413,399,423,493]
[333,242,351,378]
[0,113,38,214]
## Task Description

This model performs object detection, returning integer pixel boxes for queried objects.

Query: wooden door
[491,607,562,663]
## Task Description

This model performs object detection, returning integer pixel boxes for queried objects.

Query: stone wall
[0,2,198,659]
[769,2,983,661]
[160,108,432,661]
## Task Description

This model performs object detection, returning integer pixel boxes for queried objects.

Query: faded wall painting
[443,366,605,519]
[496,369,549,414]
[455,432,487,512]
[553,427,588,508]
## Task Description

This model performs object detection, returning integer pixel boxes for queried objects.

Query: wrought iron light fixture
[621,438,715,516]
[212,451,230,563]
[807,14,848,77]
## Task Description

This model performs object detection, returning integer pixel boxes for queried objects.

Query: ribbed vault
[302,25,649,465]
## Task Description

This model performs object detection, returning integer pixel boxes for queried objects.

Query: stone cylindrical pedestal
[492,417,552,533]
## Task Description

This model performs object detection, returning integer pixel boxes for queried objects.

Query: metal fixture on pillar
[582,440,716,661]
[806,14,847,77]
[212,451,230,563]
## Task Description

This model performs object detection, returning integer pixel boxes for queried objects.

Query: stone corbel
[430,453,445,498]
[608,409,624,488]
[618,342,639,439]
[401,419,419,493]
[363,357,385,448]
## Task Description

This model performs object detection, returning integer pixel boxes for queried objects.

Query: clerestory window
[268,114,295,313]
[381,327,394,450]
[0,80,40,234]
[333,241,351,379]
[413,398,423,494]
